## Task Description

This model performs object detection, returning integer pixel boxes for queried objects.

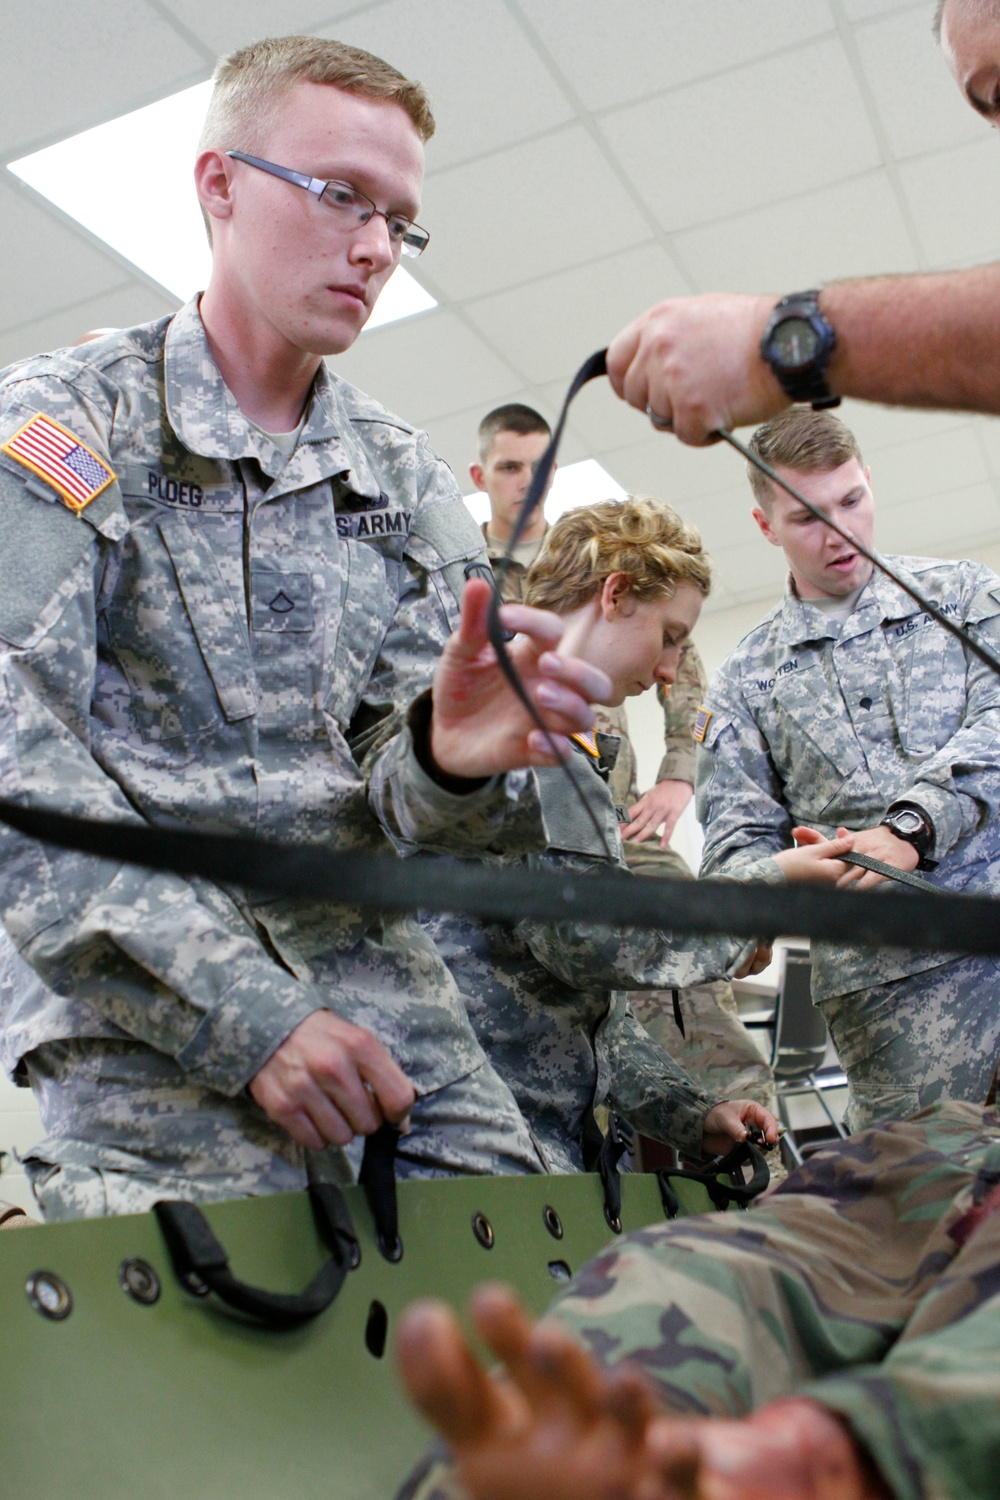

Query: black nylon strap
[153,1179,358,1329]
[840,851,939,892]
[358,1122,403,1262]
[3,799,1000,955]
[657,1139,770,1219]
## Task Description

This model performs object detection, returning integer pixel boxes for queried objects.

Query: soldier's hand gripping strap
[153,1180,358,1329]
[358,1121,403,1262]
[657,1138,770,1219]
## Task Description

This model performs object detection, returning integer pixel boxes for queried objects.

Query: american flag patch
[1,413,115,513]
[692,706,713,743]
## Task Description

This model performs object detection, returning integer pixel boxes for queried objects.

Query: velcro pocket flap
[158,518,257,722]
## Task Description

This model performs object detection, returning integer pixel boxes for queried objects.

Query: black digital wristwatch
[760,290,840,409]
[879,804,937,871]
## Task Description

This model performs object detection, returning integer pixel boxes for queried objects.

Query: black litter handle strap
[840,851,938,892]
[595,1113,630,1234]
[657,1138,770,1219]
[154,1179,358,1329]
[358,1121,403,1262]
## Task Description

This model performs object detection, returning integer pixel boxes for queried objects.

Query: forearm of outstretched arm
[824,263,1000,414]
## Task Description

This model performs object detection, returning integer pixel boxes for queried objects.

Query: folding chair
[768,945,848,1165]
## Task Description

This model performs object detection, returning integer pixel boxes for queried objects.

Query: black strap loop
[358,1122,403,1262]
[594,1113,630,1233]
[657,1139,770,1219]
[153,1179,358,1329]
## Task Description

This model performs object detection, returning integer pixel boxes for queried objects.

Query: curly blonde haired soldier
[423,498,850,1173]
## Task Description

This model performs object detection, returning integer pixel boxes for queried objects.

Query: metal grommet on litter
[542,1204,564,1240]
[118,1257,161,1306]
[547,1260,572,1282]
[471,1211,495,1250]
[26,1270,73,1321]
[376,1231,404,1264]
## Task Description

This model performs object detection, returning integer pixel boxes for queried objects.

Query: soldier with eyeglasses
[0,35,608,1218]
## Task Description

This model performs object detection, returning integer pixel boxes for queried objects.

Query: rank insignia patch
[692,706,713,743]
[1,413,115,513]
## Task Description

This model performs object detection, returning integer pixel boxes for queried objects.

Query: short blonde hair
[523,497,711,614]
[747,409,863,511]
[199,34,436,158]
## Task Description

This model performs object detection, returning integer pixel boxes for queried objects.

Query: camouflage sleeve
[599,995,720,1159]
[696,660,795,880]
[888,567,1000,857]
[363,435,546,857]
[0,378,321,1095]
[803,1295,1000,1500]
[514,849,754,991]
[655,640,709,786]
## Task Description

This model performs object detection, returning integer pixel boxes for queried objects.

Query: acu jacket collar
[163,298,383,503]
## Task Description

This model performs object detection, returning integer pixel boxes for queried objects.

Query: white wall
[0,1068,42,1215]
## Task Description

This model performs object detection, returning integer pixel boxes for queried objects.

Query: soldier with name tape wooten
[697,407,1000,1132]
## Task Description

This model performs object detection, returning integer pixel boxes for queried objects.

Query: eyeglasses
[226,151,430,258]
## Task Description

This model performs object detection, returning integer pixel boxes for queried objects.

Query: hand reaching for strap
[430,578,612,779]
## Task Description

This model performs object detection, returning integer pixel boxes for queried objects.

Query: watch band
[760,289,840,409]
[879,804,937,871]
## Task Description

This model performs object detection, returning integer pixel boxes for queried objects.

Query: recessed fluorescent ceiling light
[463,459,627,527]
[7,80,436,329]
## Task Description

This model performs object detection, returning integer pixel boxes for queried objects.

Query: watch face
[772,316,820,370]
[892,810,923,835]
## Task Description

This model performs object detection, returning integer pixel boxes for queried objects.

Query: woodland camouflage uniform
[401,1099,1000,1500]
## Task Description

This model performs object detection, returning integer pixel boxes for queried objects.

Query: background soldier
[0,36,607,1218]
[698,408,1000,1131]
[471,405,776,1133]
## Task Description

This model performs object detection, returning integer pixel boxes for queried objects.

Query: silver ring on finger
[645,403,673,432]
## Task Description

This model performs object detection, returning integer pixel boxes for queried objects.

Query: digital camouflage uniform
[400,1099,1000,1500]
[698,558,1000,1132]
[422,734,784,1172]
[0,300,551,1220]
[483,528,775,1118]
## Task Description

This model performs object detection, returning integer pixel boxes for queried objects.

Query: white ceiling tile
[462,244,687,385]
[853,7,987,161]
[331,309,523,424]
[839,399,976,455]
[672,171,919,293]
[0,281,175,368]
[159,1,366,57]
[417,125,652,301]
[540,377,652,457]
[867,425,990,509]
[597,432,739,507]
[970,416,1000,479]
[0,179,138,329]
[876,483,1000,553]
[598,37,882,234]
[0,1,208,158]
[327,0,574,170]
[518,0,835,113]
[899,137,1000,266]
[839,0,926,19]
